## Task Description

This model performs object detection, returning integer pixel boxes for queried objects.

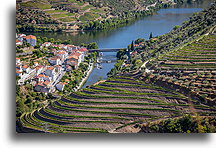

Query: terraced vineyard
[16,0,162,31]
[19,75,215,133]
[144,31,216,107]
[17,0,110,24]
[44,0,105,23]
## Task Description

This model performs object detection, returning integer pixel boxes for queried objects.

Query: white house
[42,42,52,47]
[67,52,82,66]
[16,58,21,65]
[66,65,73,71]
[16,71,23,77]
[55,50,68,60]
[45,66,55,77]
[35,65,44,75]
[48,57,62,65]
[66,59,78,69]
[65,45,78,52]
[17,34,26,42]
[34,81,50,92]
[16,40,22,46]
[56,82,66,91]
[16,64,23,72]
[22,65,31,73]
[78,48,88,55]
[54,65,63,73]
[36,74,52,82]
[34,62,39,67]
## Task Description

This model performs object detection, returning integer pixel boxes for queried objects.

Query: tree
[79,62,88,72]
[87,42,98,49]
[48,38,55,43]
[173,25,181,30]
[62,39,71,45]
[116,49,126,60]
[135,38,145,44]
[80,43,88,47]
[149,32,153,39]
[33,50,43,58]
[42,37,48,42]
[23,41,31,47]
[131,40,134,51]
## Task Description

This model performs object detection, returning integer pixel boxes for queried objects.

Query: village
[16,34,89,94]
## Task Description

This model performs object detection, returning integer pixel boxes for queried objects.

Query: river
[28,0,213,88]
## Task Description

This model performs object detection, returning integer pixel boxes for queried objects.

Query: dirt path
[146,2,157,10]
[140,59,154,73]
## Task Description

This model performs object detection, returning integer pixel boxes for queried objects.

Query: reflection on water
[83,53,116,88]
[25,0,213,88]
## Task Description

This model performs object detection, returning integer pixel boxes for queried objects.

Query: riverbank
[74,63,94,91]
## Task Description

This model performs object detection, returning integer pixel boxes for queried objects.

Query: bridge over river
[88,48,126,52]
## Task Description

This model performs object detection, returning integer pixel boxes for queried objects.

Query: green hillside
[16,0,178,32]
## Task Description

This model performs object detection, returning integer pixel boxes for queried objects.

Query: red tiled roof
[79,48,88,52]
[65,79,70,82]
[151,38,158,41]
[47,66,55,70]
[57,50,66,55]
[67,59,78,64]
[69,55,79,60]
[35,65,44,70]
[132,51,137,55]
[37,74,45,78]
[71,52,81,57]
[22,65,29,69]
[43,80,50,86]
[16,40,21,43]
[23,35,36,40]
[68,52,81,60]
[66,44,78,48]
[37,81,45,86]
[58,82,67,86]
[18,34,26,36]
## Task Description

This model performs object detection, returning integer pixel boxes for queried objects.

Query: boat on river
[96,63,102,69]
[99,52,103,56]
